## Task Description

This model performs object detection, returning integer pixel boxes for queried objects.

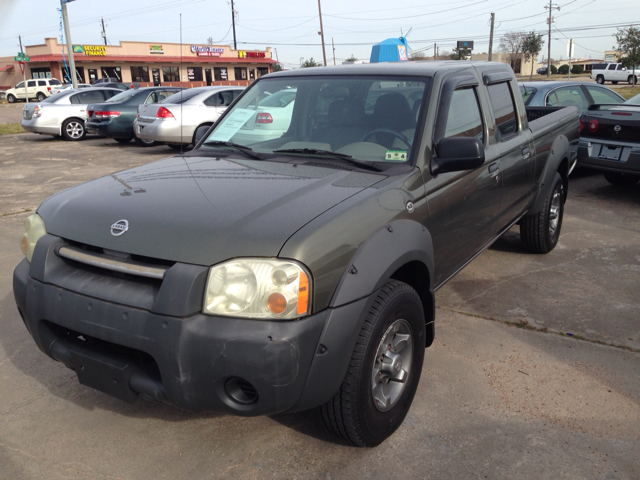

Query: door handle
[488,163,499,174]
[522,147,531,160]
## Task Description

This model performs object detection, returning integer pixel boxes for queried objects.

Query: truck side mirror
[432,137,485,175]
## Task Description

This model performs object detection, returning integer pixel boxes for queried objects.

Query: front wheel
[604,171,640,186]
[320,280,425,447]
[596,75,605,85]
[7,94,16,103]
[61,118,86,141]
[520,172,565,253]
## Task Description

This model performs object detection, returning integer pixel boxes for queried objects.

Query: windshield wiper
[202,140,264,160]
[272,148,383,172]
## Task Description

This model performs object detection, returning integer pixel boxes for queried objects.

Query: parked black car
[86,87,183,145]
[577,94,640,186]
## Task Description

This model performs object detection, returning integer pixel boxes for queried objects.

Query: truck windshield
[202,75,429,164]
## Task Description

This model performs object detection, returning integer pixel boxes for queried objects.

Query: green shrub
[558,64,569,74]
[551,64,558,74]
[571,64,584,74]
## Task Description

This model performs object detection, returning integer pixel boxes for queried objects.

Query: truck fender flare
[329,218,434,308]
[528,134,570,215]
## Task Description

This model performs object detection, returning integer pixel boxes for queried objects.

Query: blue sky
[0,0,638,67]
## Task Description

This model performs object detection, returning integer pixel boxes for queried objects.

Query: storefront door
[101,66,121,81]
[152,68,160,86]
[205,69,212,86]
[88,69,98,84]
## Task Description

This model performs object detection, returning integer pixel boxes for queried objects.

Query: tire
[320,280,425,447]
[611,81,618,85]
[596,75,604,85]
[520,172,565,253]
[603,171,640,187]
[629,75,638,86]
[167,144,184,150]
[133,131,157,147]
[36,92,46,102]
[7,94,16,103]
[114,137,133,144]
[61,118,86,141]
[192,123,212,146]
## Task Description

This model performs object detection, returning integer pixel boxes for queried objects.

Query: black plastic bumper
[13,237,375,416]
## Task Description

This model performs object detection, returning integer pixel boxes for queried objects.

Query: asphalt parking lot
[0,133,638,479]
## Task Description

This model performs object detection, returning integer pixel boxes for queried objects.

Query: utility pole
[19,35,24,54]
[567,38,573,80]
[230,0,237,50]
[332,37,336,65]
[545,0,560,78]
[61,0,78,89]
[488,13,495,61]
[434,43,436,61]
[317,0,327,66]
[101,18,107,46]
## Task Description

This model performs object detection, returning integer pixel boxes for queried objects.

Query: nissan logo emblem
[110,219,129,236]
[614,125,621,132]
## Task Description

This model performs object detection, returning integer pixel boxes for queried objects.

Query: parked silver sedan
[21,88,121,141]
[133,86,244,148]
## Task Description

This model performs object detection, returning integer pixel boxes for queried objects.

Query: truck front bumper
[577,139,640,175]
[13,236,371,416]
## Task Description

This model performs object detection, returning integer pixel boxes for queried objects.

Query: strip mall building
[0,37,276,89]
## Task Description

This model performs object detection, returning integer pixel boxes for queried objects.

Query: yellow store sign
[83,45,106,56]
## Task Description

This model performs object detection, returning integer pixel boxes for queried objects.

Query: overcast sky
[1,0,638,68]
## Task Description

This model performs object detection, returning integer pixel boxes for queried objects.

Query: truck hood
[38,155,384,266]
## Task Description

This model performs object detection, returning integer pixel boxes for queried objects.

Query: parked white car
[133,86,245,148]
[21,87,120,141]
[6,78,64,103]
[232,88,297,145]
[591,63,639,85]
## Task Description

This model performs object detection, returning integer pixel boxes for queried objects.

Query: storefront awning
[26,55,277,64]
[0,65,15,72]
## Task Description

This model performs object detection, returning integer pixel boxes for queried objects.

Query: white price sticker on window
[209,108,256,142]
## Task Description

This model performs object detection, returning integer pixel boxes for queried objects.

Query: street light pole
[61,0,78,89]
[544,0,560,78]
[317,0,327,66]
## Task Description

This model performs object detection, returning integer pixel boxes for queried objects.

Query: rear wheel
[603,171,640,186]
[596,75,605,85]
[61,118,86,141]
[133,131,157,147]
[192,123,212,146]
[629,75,638,85]
[114,137,132,144]
[520,172,564,253]
[7,94,16,103]
[320,280,425,447]
[36,92,46,102]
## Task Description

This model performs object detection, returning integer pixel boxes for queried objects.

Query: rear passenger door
[487,81,536,229]
[427,80,502,285]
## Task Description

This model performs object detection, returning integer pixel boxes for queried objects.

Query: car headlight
[20,214,47,263]
[203,258,311,319]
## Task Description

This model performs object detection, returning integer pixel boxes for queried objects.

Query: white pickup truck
[591,63,639,85]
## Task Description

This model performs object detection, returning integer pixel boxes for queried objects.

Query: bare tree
[522,31,544,81]
[409,51,427,61]
[499,31,526,73]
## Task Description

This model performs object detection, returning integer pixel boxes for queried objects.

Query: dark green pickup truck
[14,62,579,447]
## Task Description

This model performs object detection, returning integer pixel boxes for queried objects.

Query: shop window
[187,67,203,81]
[130,66,150,82]
[163,66,180,82]
[257,67,269,77]
[214,67,228,81]
[234,67,247,81]
[62,66,86,83]
[30,67,52,80]
[101,66,121,81]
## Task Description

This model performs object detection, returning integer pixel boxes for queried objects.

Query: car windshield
[201,75,428,164]
[49,79,61,85]
[160,89,203,104]
[106,89,140,103]
[520,85,536,105]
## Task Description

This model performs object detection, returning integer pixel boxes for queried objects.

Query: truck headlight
[20,214,47,263]
[203,259,311,319]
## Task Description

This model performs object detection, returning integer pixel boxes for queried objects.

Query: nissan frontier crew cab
[14,62,579,447]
